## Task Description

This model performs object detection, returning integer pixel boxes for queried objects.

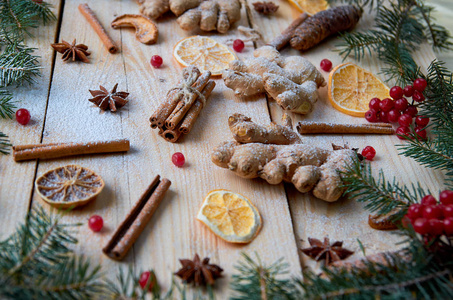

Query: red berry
[412,90,425,102]
[398,114,412,127]
[388,109,401,123]
[361,146,376,161]
[380,111,389,123]
[365,109,378,122]
[233,39,245,52]
[439,190,453,205]
[403,85,414,97]
[413,218,430,234]
[389,86,403,100]
[368,98,381,110]
[379,98,394,112]
[88,215,103,232]
[394,98,409,111]
[413,78,427,92]
[320,59,332,72]
[407,203,423,220]
[172,152,185,167]
[414,127,427,140]
[415,115,429,127]
[150,55,163,68]
[423,205,443,220]
[443,217,453,235]
[421,195,437,206]
[139,271,157,291]
[443,205,453,218]
[429,219,444,235]
[404,105,418,117]
[396,126,411,140]
[16,108,31,125]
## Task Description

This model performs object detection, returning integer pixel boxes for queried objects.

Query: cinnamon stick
[78,3,119,54]
[296,122,395,135]
[13,139,130,162]
[162,127,183,143]
[103,175,171,260]
[165,71,211,130]
[179,81,216,134]
[268,13,308,50]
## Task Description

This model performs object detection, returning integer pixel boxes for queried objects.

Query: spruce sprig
[0,43,40,88]
[0,90,15,118]
[0,131,11,154]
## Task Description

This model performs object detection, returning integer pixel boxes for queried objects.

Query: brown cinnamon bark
[149,89,184,128]
[296,122,395,135]
[179,81,216,134]
[103,175,171,260]
[268,13,308,50]
[78,3,119,54]
[162,127,183,143]
[13,139,130,162]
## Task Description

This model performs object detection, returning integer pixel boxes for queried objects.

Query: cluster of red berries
[365,78,430,140]
[405,190,453,236]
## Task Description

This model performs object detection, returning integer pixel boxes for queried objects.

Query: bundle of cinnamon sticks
[149,66,215,143]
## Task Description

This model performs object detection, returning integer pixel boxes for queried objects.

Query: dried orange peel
[197,189,262,243]
[35,165,105,208]
[173,36,237,76]
[287,0,329,16]
[111,14,158,44]
[328,63,390,117]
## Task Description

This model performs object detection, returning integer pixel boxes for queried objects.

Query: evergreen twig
[0,131,10,154]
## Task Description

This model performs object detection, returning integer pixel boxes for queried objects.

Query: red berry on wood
[396,126,411,140]
[88,215,103,232]
[413,218,431,235]
[429,219,444,236]
[443,217,453,235]
[421,195,437,206]
[233,39,245,52]
[320,59,332,72]
[398,114,412,127]
[394,98,409,112]
[412,90,425,102]
[16,108,31,125]
[368,98,381,110]
[443,205,453,218]
[150,55,163,68]
[139,271,157,291]
[415,127,427,140]
[380,111,389,123]
[423,205,443,220]
[404,105,418,117]
[365,109,378,122]
[407,204,423,220]
[439,190,453,205]
[413,78,427,92]
[379,98,394,112]
[389,86,403,100]
[172,152,185,167]
[415,115,429,127]
[388,109,401,123]
[361,146,376,161]
[403,85,414,97]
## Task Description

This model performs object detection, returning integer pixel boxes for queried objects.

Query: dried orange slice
[173,36,237,76]
[328,63,390,117]
[36,165,105,208]
[287,0,329,15]
[197,190,262,244]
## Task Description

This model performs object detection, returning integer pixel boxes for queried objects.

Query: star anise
[89,83,129,112]
[175,254,223,286]
[51,39,91,63]
[253,1,279,15]
[301,237,354,265]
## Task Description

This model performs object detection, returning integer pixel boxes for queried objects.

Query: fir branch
[230,253,301,300]
[0,43,40,87]
[0,131,10,154]
[0,89,15,118]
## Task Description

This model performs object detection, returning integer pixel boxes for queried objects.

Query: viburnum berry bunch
[365,78,430,140]
[405,190,453,237]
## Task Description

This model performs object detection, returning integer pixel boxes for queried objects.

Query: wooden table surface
[0,0,448,296]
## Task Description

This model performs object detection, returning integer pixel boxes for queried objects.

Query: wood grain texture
[0,0,61,237]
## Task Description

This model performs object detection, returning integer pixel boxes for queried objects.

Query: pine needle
[0,131,11,154]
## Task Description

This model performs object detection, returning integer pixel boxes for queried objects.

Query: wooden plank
[244,0,446,271]
[33,0,302,295]
[0,0,62,237]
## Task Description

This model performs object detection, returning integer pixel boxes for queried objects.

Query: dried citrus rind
[35,165,105,208]
[173,36,237,76]
[197,189,262,243]
[287,0,329,16]
[328,63,390,117]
